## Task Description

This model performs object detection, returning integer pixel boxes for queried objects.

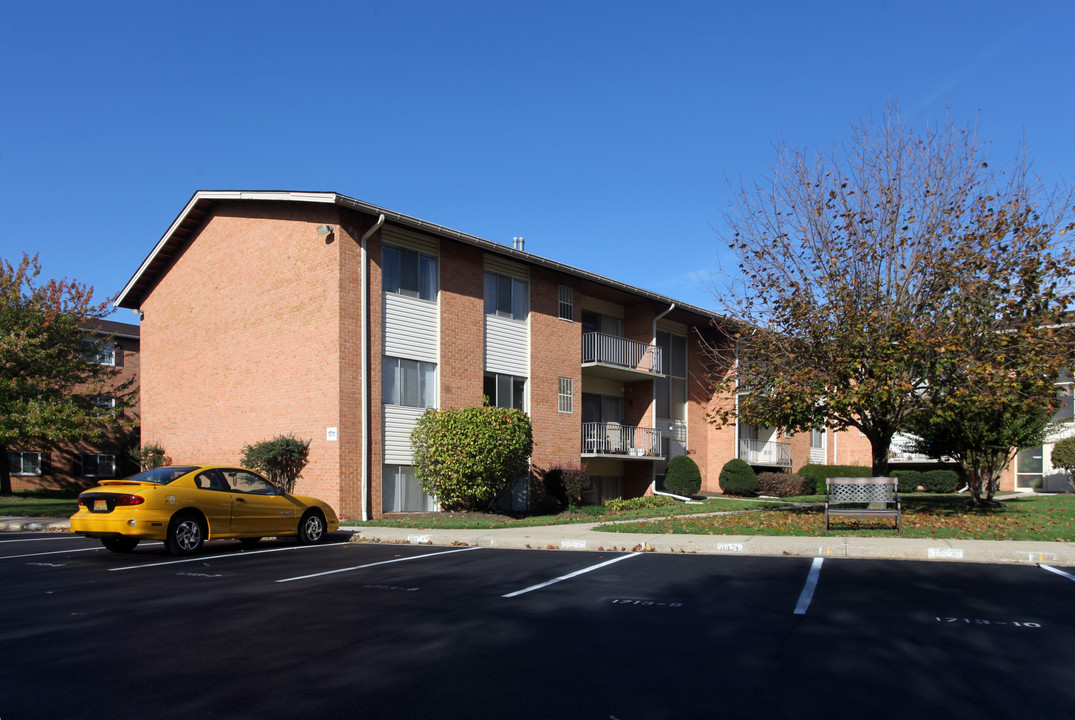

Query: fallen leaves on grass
[601,495,1075,541]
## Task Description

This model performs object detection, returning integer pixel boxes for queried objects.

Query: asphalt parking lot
[3,531,1074,719]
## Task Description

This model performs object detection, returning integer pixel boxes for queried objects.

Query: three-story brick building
[116,191,821,519]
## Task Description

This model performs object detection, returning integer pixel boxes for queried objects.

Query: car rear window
[125,466,199,485]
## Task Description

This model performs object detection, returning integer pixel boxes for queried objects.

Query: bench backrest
[826,477,898,504]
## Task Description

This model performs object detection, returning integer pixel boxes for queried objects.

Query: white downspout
[359,214,385,521]
[650,304,695,501]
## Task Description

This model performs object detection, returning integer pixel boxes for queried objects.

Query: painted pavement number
[934,617,1041,628]
[609,598,683,608]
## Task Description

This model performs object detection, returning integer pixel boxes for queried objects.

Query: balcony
[581,332,663,381]
[739,438,792,467]
[581,422,662,459]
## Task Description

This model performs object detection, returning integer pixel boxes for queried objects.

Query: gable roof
[116,190,732,327]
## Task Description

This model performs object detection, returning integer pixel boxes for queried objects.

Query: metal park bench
[824,477,902,533]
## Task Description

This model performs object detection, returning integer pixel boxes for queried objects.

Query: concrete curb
[348,525,1075,565]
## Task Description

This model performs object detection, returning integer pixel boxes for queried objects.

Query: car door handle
[236,497,247,503]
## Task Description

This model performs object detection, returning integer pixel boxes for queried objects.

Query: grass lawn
[598,494,1075,542]
[0,490,80,518]
[345,497,756,529]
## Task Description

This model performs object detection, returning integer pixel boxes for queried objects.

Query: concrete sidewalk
[347,522,1075,566]
[7,515,1074,566]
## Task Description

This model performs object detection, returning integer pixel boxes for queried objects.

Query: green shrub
[411,405,534,511]
[923,469,960,493]
[542,462,589,510]
[719,459,758,496]
[892,470,923,494]
[1051,436,1075,481]
[664,455,702,496]
[605,496,676,512]
[130,442,168,472]
[796,464,872,495]
[240,434,311,493]
[757,471,812,497]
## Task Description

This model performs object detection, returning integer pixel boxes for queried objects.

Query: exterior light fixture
[316,225,335,235]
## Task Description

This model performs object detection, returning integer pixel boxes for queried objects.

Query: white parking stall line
[276,546,482,583]
[2,547,103,560]
[502,553,642,598]
[0,536,89,544]
[794,557,824,615]
[109,542,337,572]
[1040,564,1075,583]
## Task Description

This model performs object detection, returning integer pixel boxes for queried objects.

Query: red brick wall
[140,202,343,506]
[689,327,737,493]
[439,242,485,411]
[528,267,582,476]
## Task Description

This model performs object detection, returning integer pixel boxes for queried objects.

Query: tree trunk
[869,435,891,477]
[0,444,12,495]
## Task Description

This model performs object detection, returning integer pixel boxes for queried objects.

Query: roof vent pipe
[512,236,525,251]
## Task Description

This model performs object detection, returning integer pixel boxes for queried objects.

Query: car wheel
[166,512,205,556]
[239,537,261,549]
[101,537,139,553]
[297,509,326,545]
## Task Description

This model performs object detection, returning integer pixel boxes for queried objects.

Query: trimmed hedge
[757,472,813,497]
[923,469,960,493]
[795,464,872,495]
[892,470,923,494]
[719,459,758,496]
[664,455,702,496]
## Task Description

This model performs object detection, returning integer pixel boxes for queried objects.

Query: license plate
[93,499,109,512]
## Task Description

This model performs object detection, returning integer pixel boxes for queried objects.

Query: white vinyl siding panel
[657,318,688,336]
[384,292,439,362]
[383,405,427,465]
[485,314,529,377]
[484,254,529,280]
[382,226,439,256]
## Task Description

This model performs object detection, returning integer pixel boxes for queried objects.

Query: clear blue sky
[2,0,1072,322]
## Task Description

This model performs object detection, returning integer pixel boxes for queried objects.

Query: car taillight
[78,496,89,507]
[114,494,145,506]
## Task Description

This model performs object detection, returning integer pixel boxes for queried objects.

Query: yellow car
[70,465,340,555]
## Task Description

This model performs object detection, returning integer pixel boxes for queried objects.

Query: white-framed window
[558,285,573,321]
[558,377,573,413]
[82,454,116,478]
[383,465,436,513]
[484,372,527,411]
[8,451,41,476]
[383,357,437,408]
[82,339,116,366]
[383,245,437,301]
[484,272,528,321]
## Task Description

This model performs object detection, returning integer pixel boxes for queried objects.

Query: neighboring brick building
[114,191,821,519]
[8,320,140,491]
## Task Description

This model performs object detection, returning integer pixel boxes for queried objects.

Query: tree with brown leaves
[709,106,1074,489]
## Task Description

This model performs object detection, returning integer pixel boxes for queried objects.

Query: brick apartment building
[115,191,842,519]
[115,191,1063,518]
[8,320,140,491]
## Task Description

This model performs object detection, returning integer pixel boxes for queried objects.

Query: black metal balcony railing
[581,332,662,375]
[739,438,792,467]
[581,422,662,457]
